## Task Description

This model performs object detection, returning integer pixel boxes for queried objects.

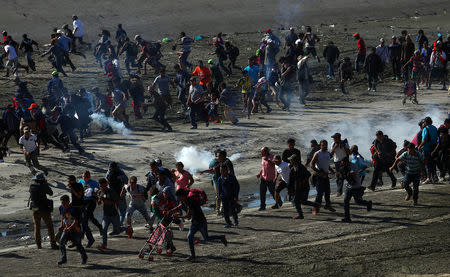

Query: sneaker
[233,221,239,227]
[37,243,42,249]
[367,87,371,91]
[422,178,431,184]
[51,243,59,250]
[293,215,304,220]
[186,255,196,262]
[109,231,121,236]
[341,218,352,223]
[258,206,266,211]
[126,226,133,238]
[97,244,109,252]
[367,201,373,212]
[224,224,231,228]
[68,243,76,249]
[367,185,375,191]
[57,258,67,265]
[86,239,95,248]
[312,206,320,215]
[271,204,279,209]
[190,126,197,129]
[221,236,228,246]
[235,203,243,214]
[167,250,173,257]
[405,194,411,201]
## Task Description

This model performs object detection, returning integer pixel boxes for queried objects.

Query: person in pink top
[173,162,194,191]
[256,147,276,211]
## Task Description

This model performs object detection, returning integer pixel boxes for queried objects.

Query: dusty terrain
[0,0,450,276]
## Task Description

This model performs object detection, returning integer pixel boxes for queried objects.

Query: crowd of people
[1,17,450,265]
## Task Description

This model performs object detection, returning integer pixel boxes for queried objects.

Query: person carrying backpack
[29,172,58,250]
[225,41,241,73]
[174,189,228,262]
[369,131,397,191]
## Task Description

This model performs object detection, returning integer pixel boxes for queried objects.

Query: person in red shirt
[353,33,366,72]
[192,60,211,87]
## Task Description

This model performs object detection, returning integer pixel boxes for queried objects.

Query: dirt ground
[0,0,450,276]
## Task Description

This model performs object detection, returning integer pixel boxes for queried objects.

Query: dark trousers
[125,55,138,74]
[187,222,223,257]
[177,87,187,112]
[60,230,87,261]
[63,52,76,71]
[370,160,396,188]
[217,58,231,75]
[25,51,36,71]
[153,105,172,130]
[392,58,401,78]
[60,129,83,152]
[355,54,366,72]
[2,130,20,146]
[189,103,207,128]
[222,198,238,225]
[85,200,102,231]
[343,187,370,219]
[423,150,437,177]
[403,173,420,200]
[367,72,378,90]
[294,184,319,216]
[259,179,275,208]
[314,175,331,206]
[334,162,345,194]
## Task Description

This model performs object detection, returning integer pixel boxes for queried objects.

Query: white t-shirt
[73,19,84,37]
[275,161,291,183]
[19,134,38,152]
[4,45,18,60]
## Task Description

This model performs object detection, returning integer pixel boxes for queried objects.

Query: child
[205,91,220,123]
[57,195,88,265]
[253,73,272,114]
[350,145,367,185]
[235,70,253,117]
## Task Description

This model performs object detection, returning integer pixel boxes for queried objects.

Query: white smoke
[298,107,447,161]
[174,146,242,175]
[276,0,302,29]
[90,113,131,136]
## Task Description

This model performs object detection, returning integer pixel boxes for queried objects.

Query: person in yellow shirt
[235,70,254,118]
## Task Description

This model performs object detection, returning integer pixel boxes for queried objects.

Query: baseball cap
[376,130,384,136]
[28,103,38,110]
[23,126,30,133]
[331,132,341,138]
[207,59,214,64]
[353,32,360,37]
[437,33,442,37]
[51,71,60,76]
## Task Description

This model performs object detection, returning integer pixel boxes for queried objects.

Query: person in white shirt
[273,155,291,209]
[72,15,89,50]
[330,132,350,196]
[4,40,29,77]
[19,127,47,175]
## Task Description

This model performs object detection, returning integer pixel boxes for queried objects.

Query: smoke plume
[90,113,131,136]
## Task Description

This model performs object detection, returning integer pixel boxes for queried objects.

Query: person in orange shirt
[192,60,211,88]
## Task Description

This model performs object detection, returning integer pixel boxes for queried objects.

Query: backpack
[188,188,207,206]
[147,42,162,57]
[127,42,138,57]
[230,45,239,58]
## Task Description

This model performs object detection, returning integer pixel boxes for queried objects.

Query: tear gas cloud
[174,146,242,175]
[276,0,302,29]
[298,107,447,160]
[90,113,131,136]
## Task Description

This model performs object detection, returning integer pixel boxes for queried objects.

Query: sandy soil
[0,1,449,275]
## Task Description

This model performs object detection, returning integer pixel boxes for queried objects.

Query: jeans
[181,52,192,69]
[84,200,102,231]
[334,162,345,195]
[153,105,172,130]
[403,173,420,200]
[294,184,319,216]
[101,214,122,246]
[355,54,366,72]
[25,51,36,71]
[125,203,151,224]
[392,58,401,78]
[60,230,87,261]
[124,55,138,74]
[314,175,331,206]
[259,179,275,208]
[176,87,187,112]
[367,73,378,90]
[32,211,56,245]
[222,198,238,225]
[279,81,294,109]
[189,103,207,128]
[343,186,370,219]
[187,222,223,257]
[81,208,95,243]
[118,197,127,226]
[217,58,231,75]
[298,79,310,104]
[327,61,335,77]
[370,159,397,188]
[423,149,437,177]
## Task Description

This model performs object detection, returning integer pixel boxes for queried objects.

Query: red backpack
[188,188,207,206]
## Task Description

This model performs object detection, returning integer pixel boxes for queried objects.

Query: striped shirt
[399,151,423,174]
